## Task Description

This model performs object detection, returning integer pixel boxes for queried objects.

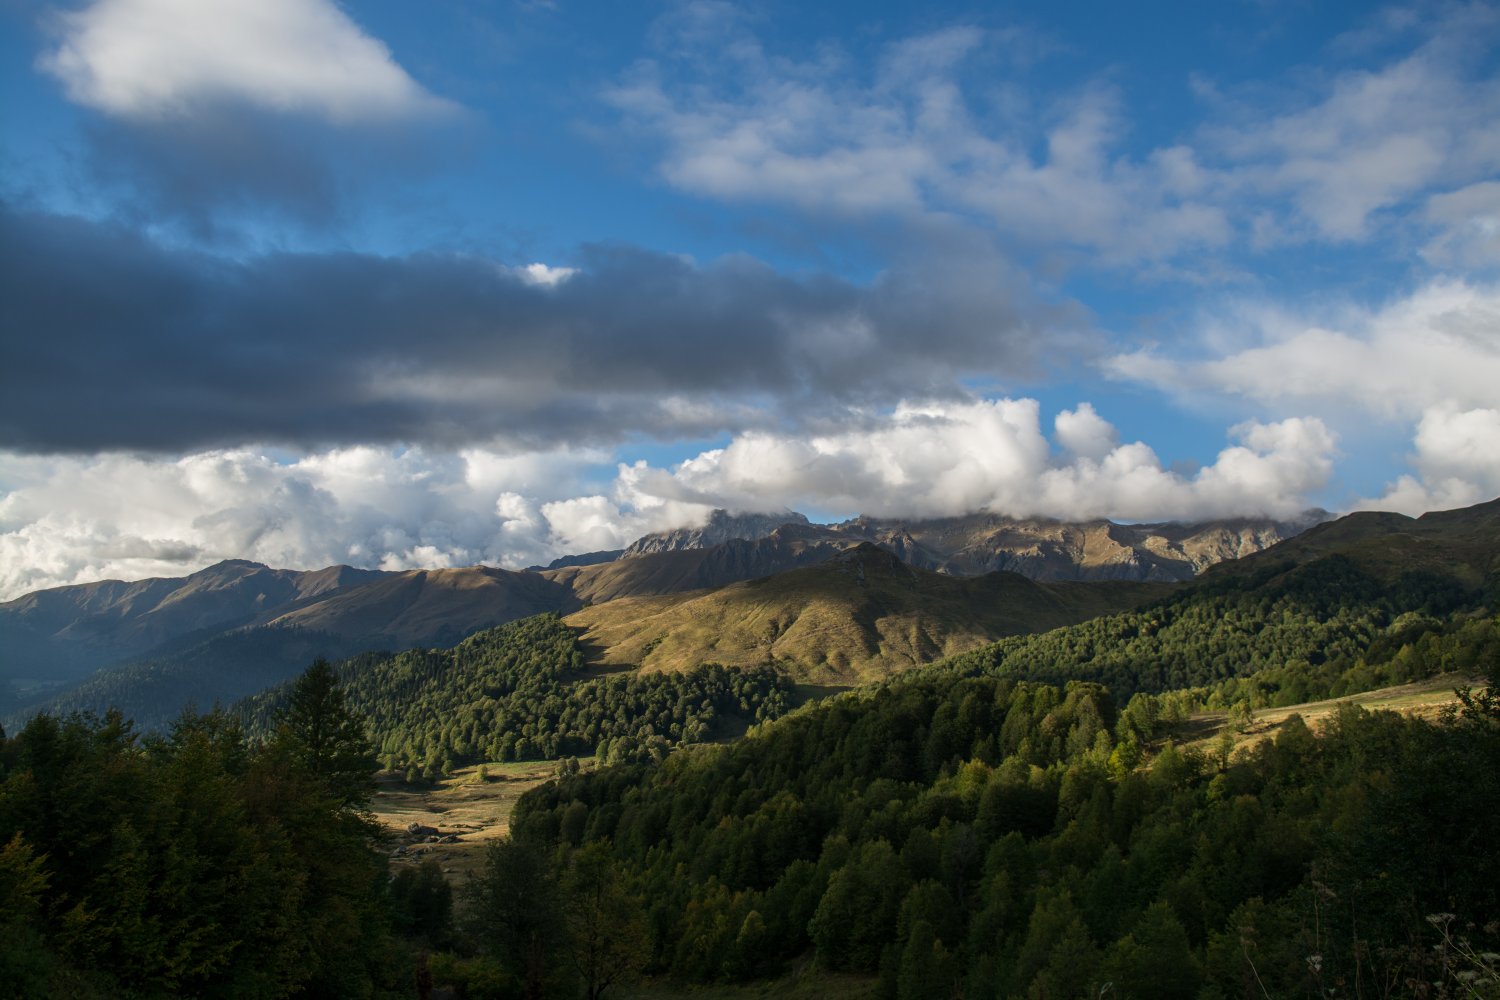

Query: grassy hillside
[567,545,1175,683]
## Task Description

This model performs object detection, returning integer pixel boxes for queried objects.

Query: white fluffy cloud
[0,400,1339,600]
[40,0,449,122]
[1110,278,1500,517]
[1109,279,1500,421]
[1360,404,1500,514]
[0,446,706,601]
[619,399,1334,524]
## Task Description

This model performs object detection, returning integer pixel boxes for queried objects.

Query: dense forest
[0,665,400,997]
[941,556,1498,703]
[5,521,1498,998]
[496,555,1500,998]
[239,614,797,778]
[513,656,1500,998]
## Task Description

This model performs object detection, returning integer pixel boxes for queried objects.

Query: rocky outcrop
[615,508,1331,586]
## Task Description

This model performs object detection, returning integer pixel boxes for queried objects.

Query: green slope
[508,501,1500,997]
[238,614,796,774]
[567,544,1176,684]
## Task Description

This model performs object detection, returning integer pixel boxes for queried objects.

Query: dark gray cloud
[0,203,1089,453]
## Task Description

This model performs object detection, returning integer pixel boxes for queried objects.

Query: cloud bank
[0,204,1077,453]
[0,399,1337,600]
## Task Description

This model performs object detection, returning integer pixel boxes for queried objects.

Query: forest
[3,536,1497,998]
[239,613,797,777]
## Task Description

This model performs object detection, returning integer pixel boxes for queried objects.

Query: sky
[1,0,1498,599]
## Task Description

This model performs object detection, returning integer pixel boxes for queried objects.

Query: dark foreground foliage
[0,663,398,998]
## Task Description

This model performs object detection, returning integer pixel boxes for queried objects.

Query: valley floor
[371,759,571,884]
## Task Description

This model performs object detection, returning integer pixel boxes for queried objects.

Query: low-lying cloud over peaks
[0,204,1073,453]
[620,400,1335,524]
[0,399,1340,600]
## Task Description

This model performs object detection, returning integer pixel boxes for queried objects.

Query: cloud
[40,0,449,123]
[1108,278,1500,421]
[1360,403,1500,514]
[0,399,1338,600]
[0,204,1078,453]
[1054,402,1116,460]
[619,399,1335,523]
[0,444,710,601]
[1207,7,1500,244]
[1423,181,1500,268]
[34,0,460,236]
[1108,277,1500,517]
[610,6,1500,270]
[608,17,1230,266]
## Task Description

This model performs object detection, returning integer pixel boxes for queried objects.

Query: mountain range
[2,506,1328,726]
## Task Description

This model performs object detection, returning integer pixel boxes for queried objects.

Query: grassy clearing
[371,759,580,884]
[1169,672,1485,757]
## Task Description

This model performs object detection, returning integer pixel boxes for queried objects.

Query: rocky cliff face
[620,508,1330,584]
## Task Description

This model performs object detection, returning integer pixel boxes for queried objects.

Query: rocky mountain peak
[623,509,812,556]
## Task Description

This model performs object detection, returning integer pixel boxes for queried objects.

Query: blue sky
[1,0,1498,597]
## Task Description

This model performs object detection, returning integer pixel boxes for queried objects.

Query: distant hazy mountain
[0,559,384,684]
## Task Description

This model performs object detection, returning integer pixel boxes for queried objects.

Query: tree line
[238,614,796,779]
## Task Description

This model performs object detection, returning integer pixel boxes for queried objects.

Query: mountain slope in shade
[263,566,579,647]
[7,567,581,731]
[0,560,384,682]
[1201,496,1500,587]
[566,544,1177,684]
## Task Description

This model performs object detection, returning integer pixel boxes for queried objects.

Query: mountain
[0,559,384,684]
[830,510,1330,580]
[611,507,1327,586]
[0,507,1325,691]
[542,522,852,604]
[566,543,1176,683]
[622,509,811,555]
[260,566,578,647]
[1202,496,1500,588]
[542,509,1325,608]
[527,549,624,571]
